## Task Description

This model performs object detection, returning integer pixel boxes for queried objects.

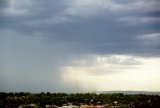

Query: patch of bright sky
[62,55,160,91]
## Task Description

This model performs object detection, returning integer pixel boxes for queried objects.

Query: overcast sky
[0,0,160,93]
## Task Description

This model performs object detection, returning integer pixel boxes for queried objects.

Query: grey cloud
[1,0,160,92]
[0,31,85,92]
[0,0,9,9]
[136,33,160,55]
[105,56,142,65]
[1,0,160,56]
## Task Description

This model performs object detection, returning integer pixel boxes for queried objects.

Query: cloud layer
[0,0,160,92]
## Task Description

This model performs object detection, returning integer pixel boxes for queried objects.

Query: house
[80,105,104,108]
[19,103,37,108]
[59,105,79,108]
[45,105,58,108]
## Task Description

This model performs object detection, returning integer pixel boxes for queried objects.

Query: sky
[0,0,160,93]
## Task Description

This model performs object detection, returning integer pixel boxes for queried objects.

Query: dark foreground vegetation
[0,92,160,108]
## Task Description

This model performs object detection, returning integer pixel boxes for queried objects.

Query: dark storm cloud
[1,0,160,56]
[0,0,8,9]
[0,0,160,92]
[0,0,67,29]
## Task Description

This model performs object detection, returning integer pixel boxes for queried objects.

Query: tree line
[0,92,160,108]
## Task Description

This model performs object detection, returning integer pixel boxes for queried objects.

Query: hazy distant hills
[96,91,160,95]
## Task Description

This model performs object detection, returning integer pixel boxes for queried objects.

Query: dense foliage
[0,92,160,108]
